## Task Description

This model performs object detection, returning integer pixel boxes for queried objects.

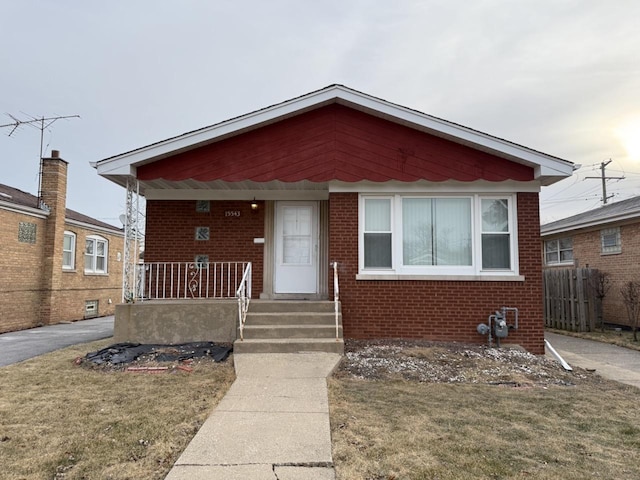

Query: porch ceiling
[141,179,329,200]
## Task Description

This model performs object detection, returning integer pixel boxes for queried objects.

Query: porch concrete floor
[164,352,342,480]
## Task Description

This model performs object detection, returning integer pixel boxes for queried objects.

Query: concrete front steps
[233,300,344,354]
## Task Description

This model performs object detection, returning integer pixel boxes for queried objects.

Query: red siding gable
[138,104,534,183]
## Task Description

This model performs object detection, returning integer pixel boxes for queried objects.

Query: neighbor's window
[85,235,108,274]
[601,227,621,254]
[63,231,76,269]
[360,194,517,276]
[544,237,573,265]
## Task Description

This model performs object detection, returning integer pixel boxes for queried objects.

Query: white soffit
[328,179,541,193]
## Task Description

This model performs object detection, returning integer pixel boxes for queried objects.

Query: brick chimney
[40,150,68,325]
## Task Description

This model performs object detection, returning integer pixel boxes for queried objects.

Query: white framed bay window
[358,194,519,279]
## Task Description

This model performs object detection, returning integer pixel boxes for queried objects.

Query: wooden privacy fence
[543,268,600,332]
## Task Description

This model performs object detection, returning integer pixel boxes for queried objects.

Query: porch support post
[261,201,275,298]
[122,177,140,302]
[319,200,329,298]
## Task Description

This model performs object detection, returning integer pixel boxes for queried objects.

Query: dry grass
[549,328,640,352]
[330,341,640,480]
[0,339,235,480]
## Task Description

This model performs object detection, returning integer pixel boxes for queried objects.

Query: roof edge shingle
[0,183,122,233]
[541,196,640,235]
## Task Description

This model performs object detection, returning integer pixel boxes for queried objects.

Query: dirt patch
[335,339,599,387]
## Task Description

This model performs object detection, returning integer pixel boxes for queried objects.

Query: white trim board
[328,179,541,193]
[144,189,329,201]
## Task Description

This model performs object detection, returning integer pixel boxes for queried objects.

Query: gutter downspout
[545,339,573,371]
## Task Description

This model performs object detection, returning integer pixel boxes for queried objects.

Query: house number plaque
[225,210,241,217]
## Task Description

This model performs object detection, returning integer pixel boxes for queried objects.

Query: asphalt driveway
[0,316,114,367]
[545,331,640,389]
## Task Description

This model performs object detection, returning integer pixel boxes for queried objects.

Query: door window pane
[283,237,311,264]
[282,206,313,265]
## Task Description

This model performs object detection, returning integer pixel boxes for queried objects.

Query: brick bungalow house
[95,85,573,354]
[0,151,124,333]
[541,196,640,328]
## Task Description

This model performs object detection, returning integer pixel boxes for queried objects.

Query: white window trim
[601,227,621,255]
[85,235,109,274]
[358,193,519,279]
[63,231,76,270]
[362,195,394,270]
[544,237,574,266]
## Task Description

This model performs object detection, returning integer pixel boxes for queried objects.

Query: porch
[115,261,344,353]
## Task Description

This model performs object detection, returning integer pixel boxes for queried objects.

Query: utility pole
[584,160,625,205]
[1,113,80,208]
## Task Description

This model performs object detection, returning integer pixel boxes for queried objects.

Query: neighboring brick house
[0,151,124,334]
[95,85,573,354]
[541,196,640,327]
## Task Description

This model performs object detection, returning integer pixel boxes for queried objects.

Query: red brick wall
[145,200,265,295]
[328,192,545,354]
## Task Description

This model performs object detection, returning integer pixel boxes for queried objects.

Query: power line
[584,159,625,205]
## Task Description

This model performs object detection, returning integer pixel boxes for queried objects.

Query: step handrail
[332,261,340,341]
[236,262,252,341]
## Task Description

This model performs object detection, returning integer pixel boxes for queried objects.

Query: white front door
[274,201,319,294]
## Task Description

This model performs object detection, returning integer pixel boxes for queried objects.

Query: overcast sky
[1,0,639,226]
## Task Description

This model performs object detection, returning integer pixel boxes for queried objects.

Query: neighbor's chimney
[40,149,68,325]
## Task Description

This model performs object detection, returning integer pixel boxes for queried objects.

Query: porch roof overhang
[93,84,574,194]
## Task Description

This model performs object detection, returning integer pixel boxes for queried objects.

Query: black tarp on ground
[84,342,232,365]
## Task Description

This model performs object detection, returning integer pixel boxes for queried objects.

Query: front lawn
[0,339,235,480]
[329,340,640,480]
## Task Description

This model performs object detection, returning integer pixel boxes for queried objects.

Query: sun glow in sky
[615,116,640,161]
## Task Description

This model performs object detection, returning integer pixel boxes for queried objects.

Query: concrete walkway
[0,316,114,367]
[165,352,342,480]
[545,331,640,389]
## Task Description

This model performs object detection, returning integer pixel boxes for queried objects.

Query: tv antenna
[0,113,80,208]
